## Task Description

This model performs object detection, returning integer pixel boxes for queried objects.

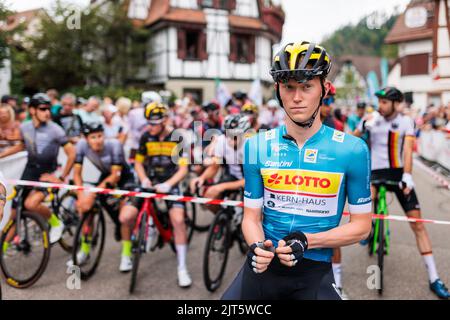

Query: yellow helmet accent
[144,102,168,121]
[241,102,258,114]
[271,41,332,83]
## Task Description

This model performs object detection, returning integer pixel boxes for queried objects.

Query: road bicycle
[366,180,402,295]
[0,186,78,288]
[202,189,247,292]
[129,187,195,293]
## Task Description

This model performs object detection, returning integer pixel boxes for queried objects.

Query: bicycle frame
[135,198,173,243]
[371,185,390,255]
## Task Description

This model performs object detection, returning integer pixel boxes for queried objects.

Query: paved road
[2,160,450,300]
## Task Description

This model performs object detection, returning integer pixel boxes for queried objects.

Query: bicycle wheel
[203,211,231,292]
[191,202,212,232]
[57,191,80,253]
[72,206,106,280]
[377,217,384,295]
[130,212,147,294]
[0,212,51,288]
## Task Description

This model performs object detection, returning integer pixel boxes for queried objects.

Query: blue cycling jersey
[243,124,372,262]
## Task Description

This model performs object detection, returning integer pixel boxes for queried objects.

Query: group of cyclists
[0,39,449,300]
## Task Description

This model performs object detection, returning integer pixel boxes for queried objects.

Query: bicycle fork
[372,186,390,255]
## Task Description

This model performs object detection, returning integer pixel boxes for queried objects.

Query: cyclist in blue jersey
[222,41,372,300]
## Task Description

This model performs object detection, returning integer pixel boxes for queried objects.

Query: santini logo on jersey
[264,160,293,167]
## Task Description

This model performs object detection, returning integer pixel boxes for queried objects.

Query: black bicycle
[0,185,78,288]
[70,192,118,280]
[366,179,401,295]
[72,185,197,282]
[202,189,247,292]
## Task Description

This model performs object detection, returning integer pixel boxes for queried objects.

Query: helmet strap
[276,80,326,129]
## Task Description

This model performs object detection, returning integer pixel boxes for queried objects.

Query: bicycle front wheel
[57,191,80,253]
[377,218,384,295]
[0,212,51,288]
[130,212,147,294]
[203,211,230,292]
[72,207,106,280]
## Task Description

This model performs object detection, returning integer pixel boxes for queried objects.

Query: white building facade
[128,0,284,103]
[386,0,450,111]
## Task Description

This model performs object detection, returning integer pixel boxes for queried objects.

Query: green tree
[322,12,398,59]
[0,0,12,68]
[17,0,151,92]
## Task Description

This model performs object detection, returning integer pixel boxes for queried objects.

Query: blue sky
[5,0,410,43]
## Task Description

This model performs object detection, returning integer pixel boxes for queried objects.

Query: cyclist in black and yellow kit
[119,102,192,287]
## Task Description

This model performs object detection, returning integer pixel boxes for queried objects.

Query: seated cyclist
[354,87,450,299]
[241,101,270,133]
[13,93,76,244]
[119,102,192,287]
[189,114,251,213]
[71,123,136,271]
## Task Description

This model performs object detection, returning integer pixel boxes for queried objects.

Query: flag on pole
[366,71,380,109]
[215,78,232,107]
[248,78,263,106]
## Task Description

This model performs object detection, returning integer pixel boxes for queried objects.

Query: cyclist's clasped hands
[276,232,308,267]
[247,240,275,274]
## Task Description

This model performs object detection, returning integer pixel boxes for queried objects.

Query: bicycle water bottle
[146,216,158,252]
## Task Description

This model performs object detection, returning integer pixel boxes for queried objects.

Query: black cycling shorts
[12,165,54,209]
[221,258,342,300]
[371,168,420,212]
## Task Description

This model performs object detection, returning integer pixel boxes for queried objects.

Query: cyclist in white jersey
[355,87,449,299]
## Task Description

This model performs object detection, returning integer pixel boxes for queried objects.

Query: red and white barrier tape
[7,179,244,208]
[6,178,450,226]
[414,158,450,190]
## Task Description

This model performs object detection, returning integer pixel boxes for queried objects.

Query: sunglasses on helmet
[270,69,323,84]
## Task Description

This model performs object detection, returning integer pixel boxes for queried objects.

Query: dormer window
[198,0,236,11]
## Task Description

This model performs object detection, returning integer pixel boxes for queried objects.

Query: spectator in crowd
[1,95,17,110]
[259,99,285,129]
[127,91,161,161]
[347,102,366,133]
[0,103,22,159]
[320,95,335,129]
[114,97,132,133]
[333,108,345,132]
[114,97,132,154]
[171,99,192,129]
[101,104,126,143]
[76,97,87,109]
[53,93,84,144]
[47,89,62,116]
[75,96,102,124]
[17,97,29,122]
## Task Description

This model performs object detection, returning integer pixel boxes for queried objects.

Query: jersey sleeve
[75,139,86,165]
[135,133,147,163]
[404,116,415,137]
[346,139,372,214]
[54,123,69,146]
[243,137,263,209]
[356,117,365,133]
[111,140,124,169]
